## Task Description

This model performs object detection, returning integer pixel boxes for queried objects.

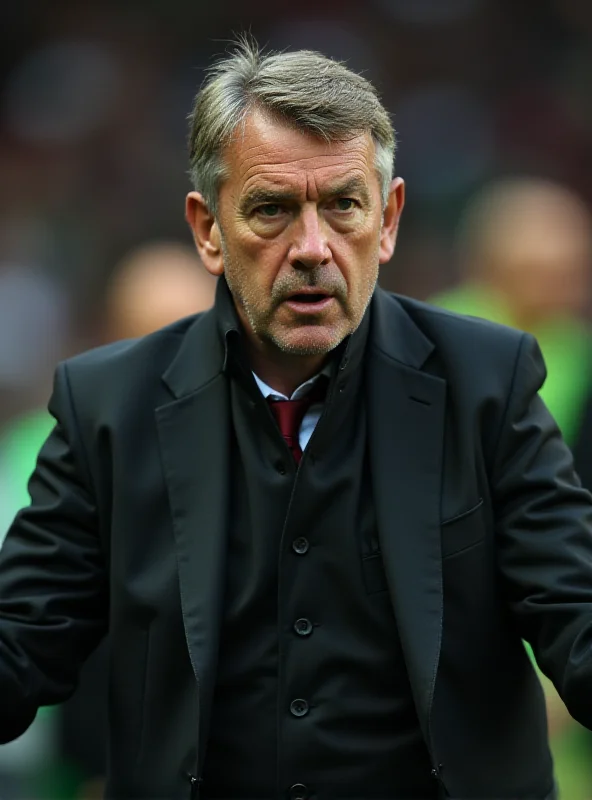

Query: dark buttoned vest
[202,290,436,800]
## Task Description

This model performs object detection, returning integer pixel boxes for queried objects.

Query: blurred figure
[0,240,215,800]
[432,177,592,445]
[0,241,215,549]
[103,241,217,342]
[431,177,592,800]
[0,241,214,546]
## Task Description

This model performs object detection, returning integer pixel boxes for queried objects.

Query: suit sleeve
[0,362,107,743]
[493,333,592,729]
[572,391,592,493]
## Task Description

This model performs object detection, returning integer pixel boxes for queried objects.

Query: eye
[256,204,282,217]
[333,198,357,212]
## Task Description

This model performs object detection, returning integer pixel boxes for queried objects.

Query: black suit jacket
[573,389,592,493]
[1,287,592,799]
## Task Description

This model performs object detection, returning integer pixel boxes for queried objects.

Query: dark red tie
[267,378,328,464]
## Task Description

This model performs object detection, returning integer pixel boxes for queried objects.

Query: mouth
[283,291,335,314]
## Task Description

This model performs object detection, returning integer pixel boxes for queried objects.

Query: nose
[288,207,331,269]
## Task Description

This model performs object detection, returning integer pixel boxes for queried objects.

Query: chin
[271,326,347,356]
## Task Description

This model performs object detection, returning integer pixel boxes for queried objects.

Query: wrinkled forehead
[220,109,378,199]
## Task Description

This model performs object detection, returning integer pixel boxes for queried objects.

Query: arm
[493,333,592,730]
[0,363,107,742]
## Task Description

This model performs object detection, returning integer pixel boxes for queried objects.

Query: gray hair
[188,37,396,215]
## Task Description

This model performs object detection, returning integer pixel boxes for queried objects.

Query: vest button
[288,784,309,800]
[290,698,309,717]
[292,537,309,555]
[294,618,313,636]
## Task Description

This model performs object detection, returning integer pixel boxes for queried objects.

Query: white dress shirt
[252,368,331,451]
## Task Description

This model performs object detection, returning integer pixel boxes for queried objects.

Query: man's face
[206,110,403,356]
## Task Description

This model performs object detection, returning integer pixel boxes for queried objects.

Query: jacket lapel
[367,288,446,750]
[155,307,230,765]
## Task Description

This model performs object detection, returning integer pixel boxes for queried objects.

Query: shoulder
[63,314,198,379]
[56,314,203,417]
[374,290,542,401]
[382,290,530,376]
[390,291,523,354]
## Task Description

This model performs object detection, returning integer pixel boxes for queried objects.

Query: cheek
[236,224,286,263]
[254,249,287,291]
[225,234,281,283]
[332,230,381,277]
[235,260,287,313]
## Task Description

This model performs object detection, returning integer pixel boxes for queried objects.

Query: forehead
[220,110,377,198]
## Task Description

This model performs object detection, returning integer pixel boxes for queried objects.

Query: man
[1,39,592,800]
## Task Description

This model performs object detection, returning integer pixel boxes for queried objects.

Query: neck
[245,339,329,397]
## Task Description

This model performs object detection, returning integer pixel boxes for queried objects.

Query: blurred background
[2,0,592,797]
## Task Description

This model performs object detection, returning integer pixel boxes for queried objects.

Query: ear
[185,192,224,277]
[379,178,405,265]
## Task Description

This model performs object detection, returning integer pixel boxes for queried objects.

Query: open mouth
[283,292,335,315]
[288,293,330,303]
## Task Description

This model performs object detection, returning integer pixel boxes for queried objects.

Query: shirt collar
[252,364,333,401]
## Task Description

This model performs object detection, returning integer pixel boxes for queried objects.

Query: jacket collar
[369,285,435,371]
[160,279,228,400]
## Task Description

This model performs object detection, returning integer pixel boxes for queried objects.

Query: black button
[288,784,309,800]
[294,618,313,636]
[339,355,349,370]
[338,381,347,393]
[292,537,309,554]
[275,461,287,475]
[290,698,309,717]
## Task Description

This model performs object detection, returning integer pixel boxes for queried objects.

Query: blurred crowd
[2,0,592,797]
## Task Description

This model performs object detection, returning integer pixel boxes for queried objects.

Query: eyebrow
[239,176,372,213]
[239,188,300,213]
[326,177,372,206]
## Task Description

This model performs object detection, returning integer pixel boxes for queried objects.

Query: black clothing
[1,284,591,799]
[573,391,592,492]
